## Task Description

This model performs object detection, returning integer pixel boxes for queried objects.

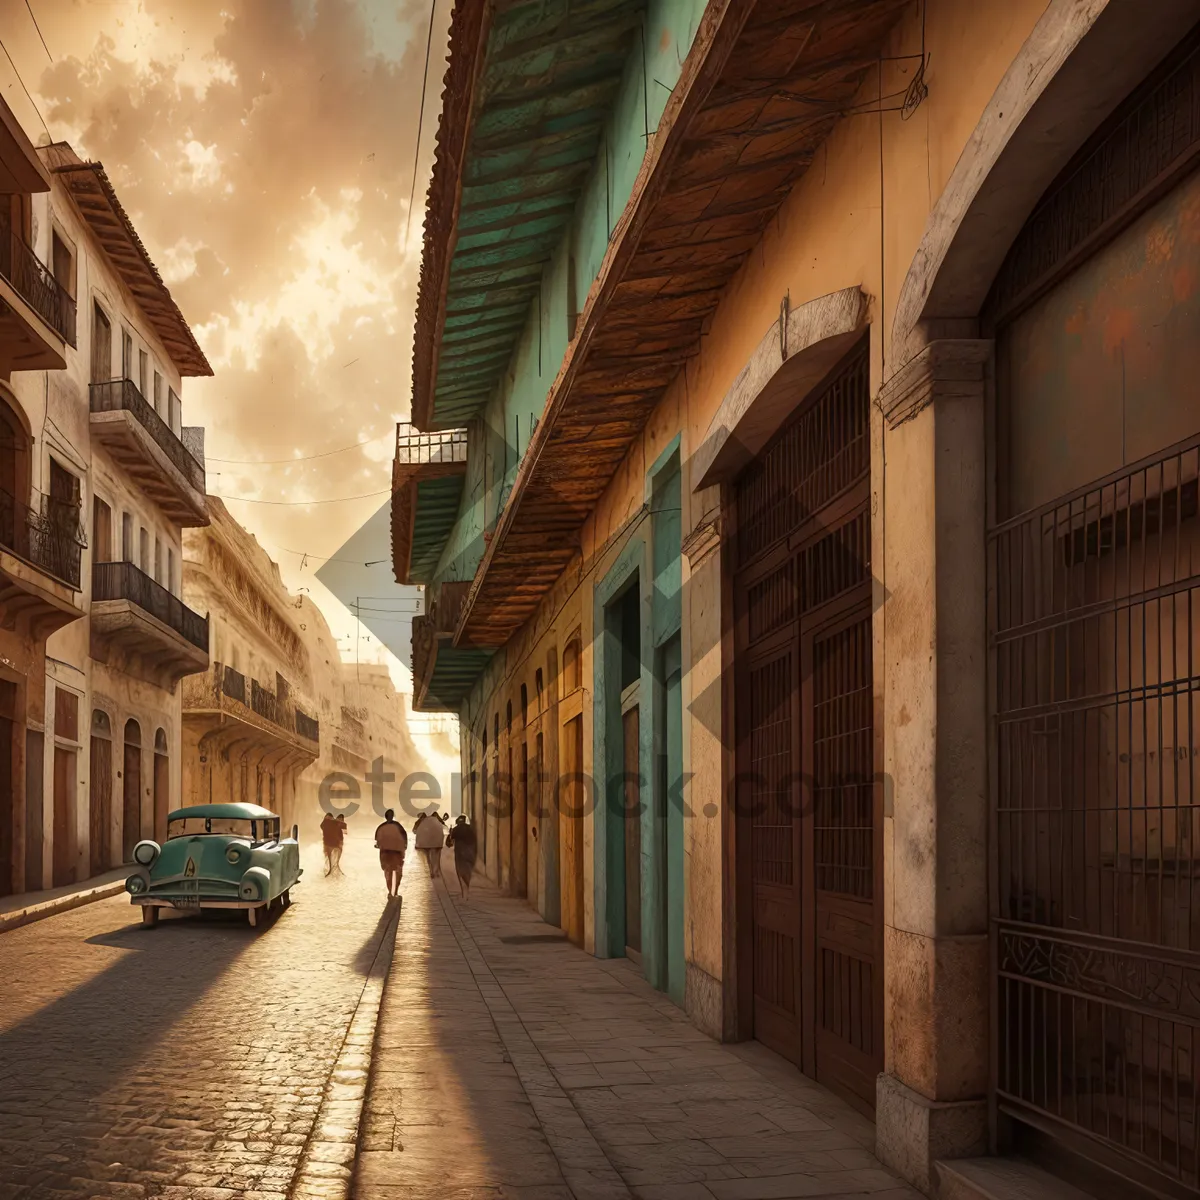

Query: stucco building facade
[0,118,211,901]
[395,0,1200,1195]
[183,498,435,837]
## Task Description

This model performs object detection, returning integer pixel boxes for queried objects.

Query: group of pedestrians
[319,807,478,900]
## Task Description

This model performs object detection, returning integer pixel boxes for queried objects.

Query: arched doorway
[121,719,141,861]
[732,339,878,1114]
[89,710,112,874]
[0,390,31,554]
[153,728,168,842]
[983,31,1200,1195]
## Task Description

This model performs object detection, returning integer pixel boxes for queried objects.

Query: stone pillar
[874,340,992,1193]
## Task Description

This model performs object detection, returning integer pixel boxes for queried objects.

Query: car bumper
[132,896,270,911]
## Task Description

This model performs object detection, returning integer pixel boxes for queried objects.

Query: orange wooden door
[560,715,585,945]
[122,742,140,860]
[153,752,169,842]
[512,741,528,898]
[89,734,111,873]
[52,746,75,886]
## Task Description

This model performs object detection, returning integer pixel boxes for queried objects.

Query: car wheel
[248,906,258,929]
[141,906,159,929]
[281,888,291,908]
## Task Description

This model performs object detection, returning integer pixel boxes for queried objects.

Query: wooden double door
[733,343,881,1112]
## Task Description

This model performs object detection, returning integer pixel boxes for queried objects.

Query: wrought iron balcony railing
[89,379,205,492]
[250,678,279,725]
[395,422,468,467]
[0,210,77,346]
[92,560,208,651]
[0,487,84,589]
[222,664,246,704]
[184,662,320,746]
[294,710,320,743]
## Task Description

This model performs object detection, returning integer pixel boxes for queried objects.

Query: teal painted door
[662,634,685,1005]
[623,704,641,955]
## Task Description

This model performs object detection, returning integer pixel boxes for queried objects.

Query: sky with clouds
[0,0,451,686]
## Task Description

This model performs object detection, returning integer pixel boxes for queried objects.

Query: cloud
[25,0,453,674]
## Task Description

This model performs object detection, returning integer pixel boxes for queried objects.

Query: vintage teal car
[126,802,302,928]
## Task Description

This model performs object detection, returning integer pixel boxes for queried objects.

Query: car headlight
[126,874,146,894]
[132,840,160,867]
[226,843,247,865]
[240,866,270,901]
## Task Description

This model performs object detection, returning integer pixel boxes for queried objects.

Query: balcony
[0,488,85,638]
[89,379,207,526]
[183,663,320,767]
[0,208,75,374]
[90,560,209,687]
[411,580,491,712]
[391,423,468,585]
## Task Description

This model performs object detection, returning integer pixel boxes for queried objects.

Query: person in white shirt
[414,809,448,879]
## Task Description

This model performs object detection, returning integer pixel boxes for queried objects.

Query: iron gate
[991,435,1200,1193]
[734,339,881,1110]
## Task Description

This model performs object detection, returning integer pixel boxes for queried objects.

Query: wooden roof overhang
[412,0,645,431]
[0,97,50,194]
[40,143,212,377]
[455,0,909,646]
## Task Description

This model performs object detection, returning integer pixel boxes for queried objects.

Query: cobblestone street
[2,845,919,1200]
[0,837,398,1200]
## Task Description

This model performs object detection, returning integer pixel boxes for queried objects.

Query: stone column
[874,340,992,1193]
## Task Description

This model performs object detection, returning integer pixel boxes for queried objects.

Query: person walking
[374,809,407,898]
[334,814,347,874]
[320,811,343,876]
[445,815,477,900]
[414,809,447,879]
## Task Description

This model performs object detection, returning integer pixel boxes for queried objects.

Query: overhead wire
[0,33,49,138]
[23,1,51,62]
[403,0,439,249]
[214,488,391,506]
[207,431,390,464]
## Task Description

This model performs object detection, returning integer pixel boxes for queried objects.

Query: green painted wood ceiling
[410,475,467,583]
[422,646,495,711]
[432,0,644,427]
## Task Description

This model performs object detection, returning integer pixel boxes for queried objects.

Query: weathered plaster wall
[3,169,199,889]
[452,0,1056,1008]
[184,500,433,840]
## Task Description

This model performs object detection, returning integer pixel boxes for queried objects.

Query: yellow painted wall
[461,0,1053,989]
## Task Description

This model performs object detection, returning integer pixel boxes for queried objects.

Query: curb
[289,895,402,1199]
[0,879,126,935]
[435,881,634,1199]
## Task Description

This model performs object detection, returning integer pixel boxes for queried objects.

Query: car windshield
[167,816,278,842]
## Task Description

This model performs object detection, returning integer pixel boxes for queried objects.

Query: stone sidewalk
[355,865,919,1200]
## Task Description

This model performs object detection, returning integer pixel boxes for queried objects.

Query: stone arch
[890,0,1200,370]
[693,287,868,490]
[0,382,33,508]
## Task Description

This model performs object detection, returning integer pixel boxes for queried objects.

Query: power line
[207,430,390,464]
[0,34,49,138]
[215,488,390,506]
[404,0,438,250]
[266,544,393,568]
[23,1,52,62]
